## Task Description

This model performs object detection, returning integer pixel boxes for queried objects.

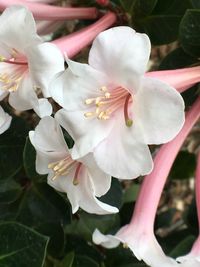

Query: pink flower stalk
[53,12,116,58]
[93,96,200,267]
[146,66,200,93]
[176,153,200,267]
[0,0,98,20]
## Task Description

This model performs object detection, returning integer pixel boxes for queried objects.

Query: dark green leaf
[153,0,191,15]
[123,183,140,203]
[65,211,120,241]
[133,0,158,17]
[169,151,196,179]
[0,117,28,180]
[73,255,99,267]
[169,235,196,257]
[159,47,197,70]
[138,15,181,44]
[58,251,75,267]
[0,222,48,267]
[190,0,200,8]
[180,9,200,57]
[0,178,22,204]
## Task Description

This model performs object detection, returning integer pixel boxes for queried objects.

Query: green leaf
[190,0,200,8]
[15,182,71,227]
[0,222,48,267]
[133,0,158,17]
[180,9,200,57]
[153,0,191,15]
[159,47,197,70]
[169,235,196,257]
[123,183,140,203]
[59,251,75,267]
[0,178,22,204]
[0,117,28,180]
[138,15,181,44]
[65,211,120,241]
[73,255,99,267]
[169,151,196,179]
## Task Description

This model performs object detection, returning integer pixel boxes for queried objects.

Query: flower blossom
[0,106,12,134]
[29,116,118,215]
[51,26,185,179]
[0,5,64,117]
[93,96,200,267]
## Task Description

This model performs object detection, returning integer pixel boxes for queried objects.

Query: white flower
[29,116,118,215]
[0,6,64,117]
[0,106,11,134]
[50,26,185,179]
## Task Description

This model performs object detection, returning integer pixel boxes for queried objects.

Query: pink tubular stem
[196,153,200,230]
[146,66,200,93]
[0,0,98,20]
[131,96,200,230]
[53,12,117,58]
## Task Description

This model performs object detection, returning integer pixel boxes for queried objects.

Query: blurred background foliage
[0,0,200,266]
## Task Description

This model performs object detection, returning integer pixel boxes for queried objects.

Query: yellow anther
[73,177,79,185]
[123,243,129,249]
[105,92,110,98]
[84,112,94,118]
[0,55,5,62]
[101,86,107,92]
[85,98,94,105]
[125,119,133,127]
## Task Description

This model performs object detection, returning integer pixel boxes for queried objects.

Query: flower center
[0,50,28,92]
[48,156,82,185]
[84,86,133,127]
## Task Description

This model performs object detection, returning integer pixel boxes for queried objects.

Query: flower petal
[55,108,114,159]
[93,109,153,179]
[8,75,52,117]
[27,42,65,97]
[80,153,111,197]
[0,106,12,134]
[48,164,118,215]
[0,6,41,54]
[50,59,109,110]
[89,26,151,93]
[133,77,185,144]
[93,229,120,248]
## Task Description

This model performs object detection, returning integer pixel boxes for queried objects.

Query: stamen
[124,93,133,127]
[73,162,82,185]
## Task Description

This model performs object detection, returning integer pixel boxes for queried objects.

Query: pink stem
[53,12,116,58]
[0,0,98,20]
[196,153,200,230]
[146,66,200,93]
[131,96,200,230]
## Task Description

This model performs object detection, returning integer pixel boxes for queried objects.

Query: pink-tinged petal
[80,154,112,197]
[26,42,65,97]
[48,164,118,215]
[133,77,185,144]
[55,108,114,159]
[8,76,52,117]
[50,59,109,110]
[0,106,12,134]
[0,5,41,53]
[93,109,153,179]
[89,26,150,93]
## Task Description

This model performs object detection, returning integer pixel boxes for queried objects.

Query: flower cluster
[0,3,200,267]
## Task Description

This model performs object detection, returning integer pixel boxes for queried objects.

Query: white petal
[89,26,151,93]
[55,108,114,159]
[0,106,12,134]
[29,117,69,174]
[93,109,153,179]
[0,6,41,53]
[93,229,120,248]
[8,76,52,117]
[133,77,185,144]
[48,163,118,215]
[27,42,65,97]
[50,59,109,110]
[80,153,111,197]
